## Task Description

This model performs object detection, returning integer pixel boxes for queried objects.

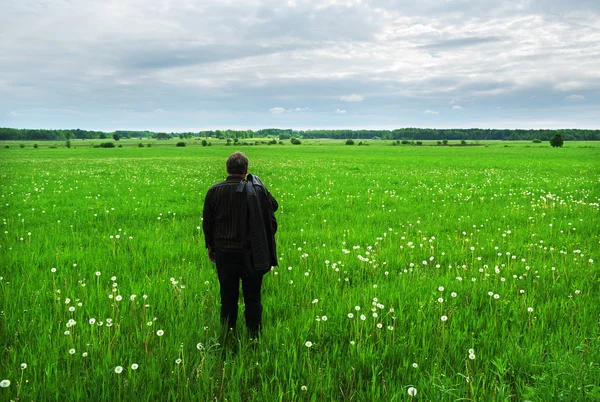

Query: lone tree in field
[113,133,120,141]
[550,133,564,148]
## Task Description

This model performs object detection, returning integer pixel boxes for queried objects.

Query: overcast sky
[1,0,599,131]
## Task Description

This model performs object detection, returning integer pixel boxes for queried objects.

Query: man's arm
[202,189,216,262]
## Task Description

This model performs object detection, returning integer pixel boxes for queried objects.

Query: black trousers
[215,249,264,337]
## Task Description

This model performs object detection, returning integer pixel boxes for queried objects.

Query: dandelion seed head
[407,387,417,396]
[115,366,123,374]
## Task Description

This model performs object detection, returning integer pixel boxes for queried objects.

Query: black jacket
[237,174,278,272]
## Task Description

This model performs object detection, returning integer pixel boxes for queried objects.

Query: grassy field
[1,142,599,401]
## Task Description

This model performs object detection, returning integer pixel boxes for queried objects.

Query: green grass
[1,143,599,401]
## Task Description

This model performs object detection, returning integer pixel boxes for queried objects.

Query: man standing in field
[202,152,278,340]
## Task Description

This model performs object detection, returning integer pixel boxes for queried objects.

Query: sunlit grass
[1,143,599,400]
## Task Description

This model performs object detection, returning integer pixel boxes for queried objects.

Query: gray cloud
[0,0,598,130]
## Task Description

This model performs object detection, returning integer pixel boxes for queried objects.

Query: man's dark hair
[226,152,248,175]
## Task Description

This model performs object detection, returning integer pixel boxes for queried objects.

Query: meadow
[1,141,599,401]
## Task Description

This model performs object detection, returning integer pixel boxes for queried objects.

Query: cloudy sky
[1,0,599,131]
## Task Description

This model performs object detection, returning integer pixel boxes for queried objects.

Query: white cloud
[153,108,166,113]
[452,105,463,110]
[0,0,599,130]
[335,108,347,114]
[340,94,364,102]
[8,111,21,116]
[269,107,286,114]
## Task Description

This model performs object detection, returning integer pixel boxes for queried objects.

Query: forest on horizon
[1,127,599,142]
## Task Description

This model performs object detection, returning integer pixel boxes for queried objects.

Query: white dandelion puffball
[131,363,139,370]
[69,349,76,355]
[441,315,448,322]
[301,385,307,391]
[527,307,534,313]
[175,359,182,365]
[305,341,312,348]
[412,363,418,368]
[115,366,123,374]
[469,353,476,360]
[0,380,10,388]
[348,313,354,318]
[407,387,417,396]
[21,363,27,369]
[156,330,164,336]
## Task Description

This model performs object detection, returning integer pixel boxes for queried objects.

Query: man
[202,152,278,339]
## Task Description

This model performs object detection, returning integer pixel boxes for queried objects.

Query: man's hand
[208,248,216,263]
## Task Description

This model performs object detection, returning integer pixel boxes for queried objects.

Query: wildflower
[51,268,57,273]
[377,323,383,329]
[360,314,366,320]
[0,380,10,388]
[493,294,500,299]
[131,363,139,370]
[147,322,153,326]
[527,307,534,312]
[116,295,123,302]
[355,306,361,311]
[387,326,394,331]
[412,363,418,368]
[301,385,307,391]
[451,292,457,297]
[96,271,101,276]
[197,343,204,351]
[348,313,354,319]
[69,306,75,312]
[469,353,476,360]
[115,366,123,374]
[305,341,312,348]
[21,363,27,369]
[82,352,88,357]
[175,359,182,365]
[438,286,444,291]
[321,316,327,321]
[441,315,448,322]
[468,348,474,354]
[407,387,417,396]
[130,295,136,301]
[157,330,164,336]
[312,299,318,304]
[438,298,444,303]
[69,349,76,355]
[89,318,96,325]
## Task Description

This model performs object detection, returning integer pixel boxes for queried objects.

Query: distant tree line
[1,127,599,141]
